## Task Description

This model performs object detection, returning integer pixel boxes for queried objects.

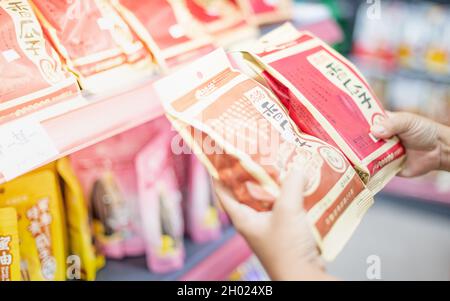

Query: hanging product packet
[0,207,21,281]
[56,158,104,281]
[240,23,406,193]
[186,155,221,243]
[111,0,214,70]
[183,0,258,48]
[70,122,159,259]
[31,0,154,93]
[136,127,185,273]
[0,169,66,281]
[235,0,293,26]
[155,49,373,261]
[0,0,81,123]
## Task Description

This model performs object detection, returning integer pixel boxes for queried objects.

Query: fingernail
[371,124,386,135]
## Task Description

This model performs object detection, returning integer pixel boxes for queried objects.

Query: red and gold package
[183,0,258,47]
[31,0,154,93]
[0,0,80,123]
[241,24,406,193]
[111,0,215,70]
[235,0,293,26]
[155,49,373,261]
[0,208,21,281]
[0,170,66,281]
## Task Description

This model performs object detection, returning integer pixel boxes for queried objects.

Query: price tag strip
[0,118,59,182]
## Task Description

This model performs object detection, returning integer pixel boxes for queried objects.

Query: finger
[371,112,415,139]
[273,167,305,218]
[214,182,258,228]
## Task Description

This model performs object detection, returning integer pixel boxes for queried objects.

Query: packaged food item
[0,170,66,280]
[70,122,160,259]
[111,0,215,70]
[241,23,406,193]
[155,49,373,261]
[184,0,258,47]
[235,0,293,26]
[186,155,221,243]
[31,0,154,93]
[56,158,103,281]
[0,0,81,123]
[0,208,21,281]
[136,130,185,273]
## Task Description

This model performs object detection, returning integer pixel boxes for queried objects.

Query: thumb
[371,112,415,139]
[273,167,306,219]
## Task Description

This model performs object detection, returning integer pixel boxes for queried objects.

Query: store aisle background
[328,195,450,281]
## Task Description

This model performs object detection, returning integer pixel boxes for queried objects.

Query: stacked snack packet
[31,0,154,93]
[0,0,81,122]
[234,0,293,26]
[111,0,215,70]
[0,208,21,281]
[155,49,374,261]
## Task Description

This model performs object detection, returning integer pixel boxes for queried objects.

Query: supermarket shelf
[0,78,165,184]
[382,177,450,206]
[96,227,252,281]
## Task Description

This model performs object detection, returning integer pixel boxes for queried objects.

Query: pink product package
[70,121,164,259]
[136,130,185,274]
[186,155,222,243]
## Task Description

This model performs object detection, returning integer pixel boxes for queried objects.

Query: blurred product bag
[0,207,21,281]
[235,0,293,26]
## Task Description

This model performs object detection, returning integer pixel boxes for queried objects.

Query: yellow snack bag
[56,158,104,281]
[0,208,21,281]
[0,171,66,281]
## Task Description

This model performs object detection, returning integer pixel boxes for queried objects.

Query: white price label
[0,119,59,181]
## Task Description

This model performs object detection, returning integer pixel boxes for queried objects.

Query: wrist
[437,124,450,172]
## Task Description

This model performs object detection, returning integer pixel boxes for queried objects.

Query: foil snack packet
[155,49,374,261]
[0,0,80,122]
[31,0,154,93]
[0,207,21,281]
[184,0,258,47]
[235,0,293,26]
[111,0,214,70]
[0,170,66,281]
[241,23,406,193]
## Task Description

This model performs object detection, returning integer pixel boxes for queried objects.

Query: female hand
[371,112,450,177]
[214,169,335,281]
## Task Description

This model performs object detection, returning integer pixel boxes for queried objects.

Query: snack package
[31,0,154,93]
[235,0,293,26]
[241,23,406,193]
[70,122,159,259]
[0,0,81,123]
[184,0,258,47]
[155,49,373,261]
[56,158,103,281]
[136,130,185,273]
[0,208,21,281]
[111,0,215,70]
[0,170,66,280]
[186,155,221,243]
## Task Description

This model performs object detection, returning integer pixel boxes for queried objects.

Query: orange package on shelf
[235,0,293,26]
[184,0,258,47]
[31,0,154,93]
[241,23,406,193]
[155,49,373,261]
[111,0,215,70]
[0,0,81,123]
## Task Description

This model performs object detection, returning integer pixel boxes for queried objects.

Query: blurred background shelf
[383,177,450,206]
[97,227,252,281]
